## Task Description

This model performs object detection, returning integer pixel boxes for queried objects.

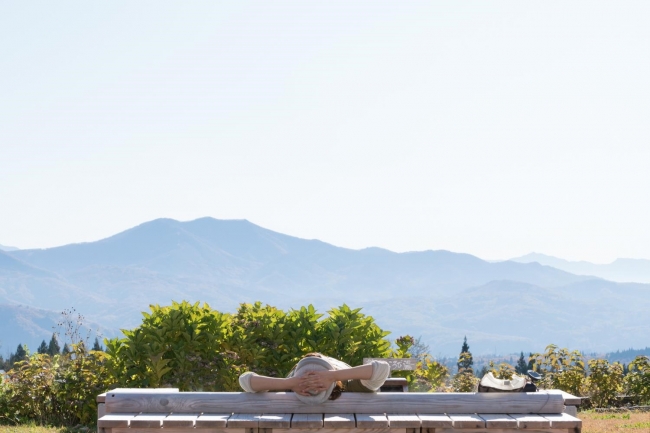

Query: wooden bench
[97,388,582,433]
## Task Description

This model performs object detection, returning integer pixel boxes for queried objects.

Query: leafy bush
[530,344,586,396]
[105,301,235,391]
[586,359,624,408]
[0,344,112,426]
[487,361,517,380]
[106,301,392,391]
[412,357,449,392]
[625,355,650,404]
[452,353,478,391]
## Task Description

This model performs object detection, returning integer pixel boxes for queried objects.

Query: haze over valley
[2,217,648,357]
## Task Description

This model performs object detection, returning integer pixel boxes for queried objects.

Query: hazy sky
[1,1,649,263]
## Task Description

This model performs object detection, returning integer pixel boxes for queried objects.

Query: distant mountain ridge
[0,244,19,252]
[1,217,649,356]
[510,252,650,284]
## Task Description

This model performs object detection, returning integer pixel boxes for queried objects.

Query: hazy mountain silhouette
[2,218,648,355]
[510,252,650,284]
[0,244,19,252]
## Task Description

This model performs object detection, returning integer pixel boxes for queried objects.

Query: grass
[581,410,650,432]
[0,425,91,433]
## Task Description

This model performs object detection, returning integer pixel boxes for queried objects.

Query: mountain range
[510,252,650,284]
[1,218,649,356]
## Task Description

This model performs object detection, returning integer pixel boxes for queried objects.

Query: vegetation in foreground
[580,410,650,433]
[1,301,649,428]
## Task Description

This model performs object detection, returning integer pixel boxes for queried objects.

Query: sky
[1,1,649,263]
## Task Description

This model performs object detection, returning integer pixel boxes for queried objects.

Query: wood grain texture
[417,414,453,428]
[546,389,582,406]
[227,413,260,428]
[259,414,292,428]
[386,414,420,428]
[543,412,582,428]
[477,414,517,429]
[98,413,137,428]
[291,413,323,428]
[130,413,168,428]
[114,429,242,433]
[509,414,551,429]
[355,414,388,428]
[195,414,231,428]
[163,413,198,428]
[448,414,485,429]
[272,429,397,433]
[99,388,179,402]
[434,429,567,433]
[104,390,564,414]
[323,414,356,428]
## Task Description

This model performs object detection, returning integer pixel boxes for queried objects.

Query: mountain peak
[0,243,19,252]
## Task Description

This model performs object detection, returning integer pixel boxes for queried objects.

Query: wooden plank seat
[98,389,581,433]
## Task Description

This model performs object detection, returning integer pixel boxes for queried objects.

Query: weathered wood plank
[291,413,323,428]
[99,388,179,403]
[162,413,198,428]
[323,414,356,428]
[98,413,137,428]
[259,414,292,428]
[130,413,168,428]
[509,414,551,429]
[448,414,485,429]
[104,390,564,414]
[272,429,398,433]
[477,414,517,429]
[356,414,389,428]
[546,389,582,406]
[543,412,582,428]
[387,414,420,428]
[564,405,578,417]
[434,429,567,433]
[114,429,242,433]
[417,414,453,428]
[227,413,260,428]
[195,414,231,428]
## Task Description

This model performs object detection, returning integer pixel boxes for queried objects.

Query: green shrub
[0,344,112,426]
[106,301,392,391]
[530,344,586,396]
[625,355,650,405]
[586,359,624,408]
[412,357,449,392]
[105,301,235,391]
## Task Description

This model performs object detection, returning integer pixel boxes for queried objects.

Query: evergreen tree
[516,351,528,374]
[37,340,48,354]
[62,343,71,354]
[9,344,28,367]
[92,337,103,352]
[457,336,474,373]
[527,352,535,371]
[47,333,61,356]
[15,343,27,361]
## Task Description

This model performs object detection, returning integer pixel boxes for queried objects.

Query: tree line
[0,301,649,428]
[0,335,104,372]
